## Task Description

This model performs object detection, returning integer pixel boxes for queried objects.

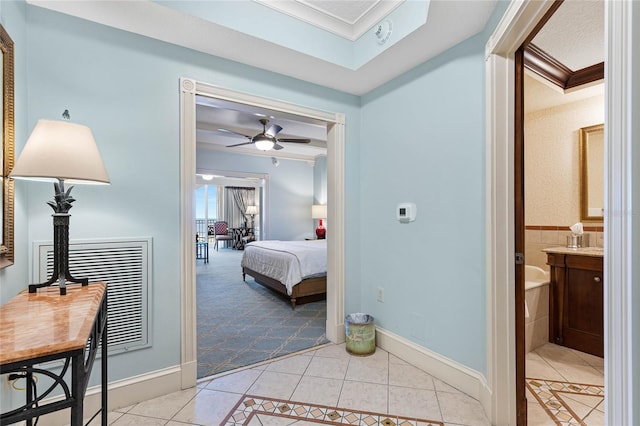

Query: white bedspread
[241,240,327,295]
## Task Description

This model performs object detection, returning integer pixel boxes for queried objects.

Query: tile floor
[96,343,490,426]
[526,343,605,426]
[79,342,604,426]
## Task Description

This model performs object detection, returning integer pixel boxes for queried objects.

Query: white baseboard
[375,327,491,419]
[37,365,182,425]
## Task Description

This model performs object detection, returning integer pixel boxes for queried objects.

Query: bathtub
[525,265,550,352]
[525,265,550,290]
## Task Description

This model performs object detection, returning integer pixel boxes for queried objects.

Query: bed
[240,240,327,309]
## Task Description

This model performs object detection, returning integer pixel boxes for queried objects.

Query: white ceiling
[524,71,603,115]
[28,0,603,160]
[255,0,403,40]
[531,0,604,71]
[28,0,497,96]
[525,0,604,115]
[195,95,328,161]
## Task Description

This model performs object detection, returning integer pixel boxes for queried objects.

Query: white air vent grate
[34,238,152,354]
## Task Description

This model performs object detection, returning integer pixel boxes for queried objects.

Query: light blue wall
[3,0,542,398]
[196,149,319,240]
[359,34,487,372]
[19,4,360,386]
[313,155,327,204]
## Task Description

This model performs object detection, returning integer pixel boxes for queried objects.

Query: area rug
[526,378,605,425]
[197,249,329,378]
[222,395,445,426]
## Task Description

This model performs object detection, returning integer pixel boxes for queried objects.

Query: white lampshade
[254,135,274,151]
[10,120,110,185]
[311,204,327,219]
[246,205,258,215]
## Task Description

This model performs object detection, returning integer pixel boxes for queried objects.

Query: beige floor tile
[526,351,545,363]
[551,363,604,386]
[84,411,124,425]
[266,354,312,375]
[389,362,435,390]
[525,357,565,381]
[172,388,242,426]
[389,354,410,365]
[252,413,295,425]
[338,380,388,414]
[560,392,604,410]
[313,343,350,359]
[204,367,262,393]
[127,388,198,420]
[290,375,343,407]
[344,356,389,384]
[526,401,556,426]
[584,406,605,425]
[109,413,168,425]
[569,348,604,369]
[558,394,599,421]
[433,378,462,394]
[305,355,349,380]
[534,343,589,368]
[247,370,301,400]
[165,422,199,426]
[114,404,135,413]
[388,386,442,421]
[351,346,388,363]
[437,390,489,426]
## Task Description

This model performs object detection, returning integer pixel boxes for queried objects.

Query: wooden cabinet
[546,251,603,357]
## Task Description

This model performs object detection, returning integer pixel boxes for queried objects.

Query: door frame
[486,1,635,424]
[179,78,346,388]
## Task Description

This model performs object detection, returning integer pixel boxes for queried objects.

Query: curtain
[224,187,255,228]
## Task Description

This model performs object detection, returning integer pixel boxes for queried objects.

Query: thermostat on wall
[397,203,417,223]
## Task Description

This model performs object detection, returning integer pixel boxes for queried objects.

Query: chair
[213,221,233,251]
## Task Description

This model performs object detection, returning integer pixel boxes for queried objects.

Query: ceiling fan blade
[273,144,284,150]
[277,138,311,144]
[265,124,283,137]
[218,128,252,139]
[226,141,255,148]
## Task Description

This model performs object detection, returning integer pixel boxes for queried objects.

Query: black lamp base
[28,213,88,296]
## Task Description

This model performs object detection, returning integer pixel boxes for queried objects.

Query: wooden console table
[544,247,604,357]
[0,283,108,425]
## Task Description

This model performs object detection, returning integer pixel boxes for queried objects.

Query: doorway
[515,2,606,424]
[485,1,635,425]
[179,78,346,388]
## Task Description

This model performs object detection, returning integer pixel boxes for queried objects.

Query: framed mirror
[0,24,14,268]
[579,123,604,222]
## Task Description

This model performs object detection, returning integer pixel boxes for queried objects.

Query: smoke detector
[374,20,392,45]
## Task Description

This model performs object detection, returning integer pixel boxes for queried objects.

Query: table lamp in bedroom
[311,204,327,239]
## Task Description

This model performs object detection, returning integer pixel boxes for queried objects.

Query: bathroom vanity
[544,247,604,357]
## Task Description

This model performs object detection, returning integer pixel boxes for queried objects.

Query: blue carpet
[196,248,328,379]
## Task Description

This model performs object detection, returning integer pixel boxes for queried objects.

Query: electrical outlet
[377,287,384,302]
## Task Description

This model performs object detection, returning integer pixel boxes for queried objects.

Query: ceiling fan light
[254,135,274,151]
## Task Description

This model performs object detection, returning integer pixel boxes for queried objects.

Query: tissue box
[566,234,589,248]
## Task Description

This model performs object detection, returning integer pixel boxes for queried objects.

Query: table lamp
[10,118,110,295]
[245,205,258,229]
[311,204,327,239]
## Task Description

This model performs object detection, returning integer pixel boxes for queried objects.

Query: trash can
[345,313,376,356]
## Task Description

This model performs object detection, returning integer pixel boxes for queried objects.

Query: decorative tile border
[222,394,444,426]
[526,378,604,425]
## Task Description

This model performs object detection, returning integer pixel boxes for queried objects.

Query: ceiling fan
[220,118,311,151]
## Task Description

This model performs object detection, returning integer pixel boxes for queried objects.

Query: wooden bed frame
[242,267,326,310]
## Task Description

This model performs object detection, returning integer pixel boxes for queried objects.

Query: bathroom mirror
[579,123,604,222]
[0,24,14,268]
